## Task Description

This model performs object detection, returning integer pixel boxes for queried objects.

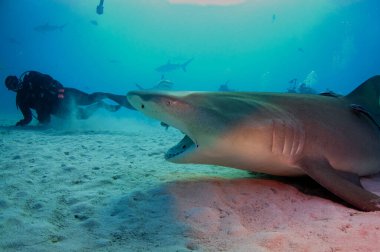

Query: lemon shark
[127,76,380,211]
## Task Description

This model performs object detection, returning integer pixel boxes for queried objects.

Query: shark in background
[155,58,193,76]
[127,76,380,212]
[34,23,66,33]
[135,79,174,91]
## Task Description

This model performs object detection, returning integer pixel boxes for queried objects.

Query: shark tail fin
[182,58,193,72]
[346,75,380,123]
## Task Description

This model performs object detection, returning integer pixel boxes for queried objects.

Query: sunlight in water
[168,0,246,6]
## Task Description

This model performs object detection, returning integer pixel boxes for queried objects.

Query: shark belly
[194,121,307,177]
[195,149,306,176]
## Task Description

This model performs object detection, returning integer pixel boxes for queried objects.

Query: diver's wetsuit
[14,71,131,126]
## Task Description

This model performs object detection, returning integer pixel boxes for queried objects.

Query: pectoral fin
[297,158,380,211]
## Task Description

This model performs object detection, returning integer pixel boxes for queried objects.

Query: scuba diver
[96,0,104,15]
[4,71,134,126]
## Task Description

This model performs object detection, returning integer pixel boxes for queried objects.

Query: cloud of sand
[49,111,158,133]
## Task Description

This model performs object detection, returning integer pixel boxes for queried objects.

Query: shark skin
[127,76,380,211]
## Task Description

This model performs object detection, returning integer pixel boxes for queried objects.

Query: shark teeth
[165,135,195,160]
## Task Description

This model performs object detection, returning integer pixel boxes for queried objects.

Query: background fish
[155,58,193,74]
[34,23,66,33]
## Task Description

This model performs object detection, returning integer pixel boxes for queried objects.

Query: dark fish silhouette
[218,81,235,92]
[90,20,98,26]
[97,0,104,15]
[34,23,66,33]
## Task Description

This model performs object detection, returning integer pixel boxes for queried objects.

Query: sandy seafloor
[1,114,380,252]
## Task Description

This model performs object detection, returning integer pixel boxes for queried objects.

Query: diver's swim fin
[106,94,136,110]
[100,101,121,112]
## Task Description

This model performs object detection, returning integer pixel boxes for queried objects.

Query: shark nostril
[141,104,145,109]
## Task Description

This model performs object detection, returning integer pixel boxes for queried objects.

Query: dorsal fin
[346,75,380,124]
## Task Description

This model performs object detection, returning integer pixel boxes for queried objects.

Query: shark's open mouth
[164,134,196,160]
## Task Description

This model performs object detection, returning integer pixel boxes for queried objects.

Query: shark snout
[126,91,150,111]
[126,90,184,123]
[127,91,194,112]
[127,91,170,111]
[126,91,198,140]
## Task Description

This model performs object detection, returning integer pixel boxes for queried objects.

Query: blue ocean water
[1,0,379,116]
